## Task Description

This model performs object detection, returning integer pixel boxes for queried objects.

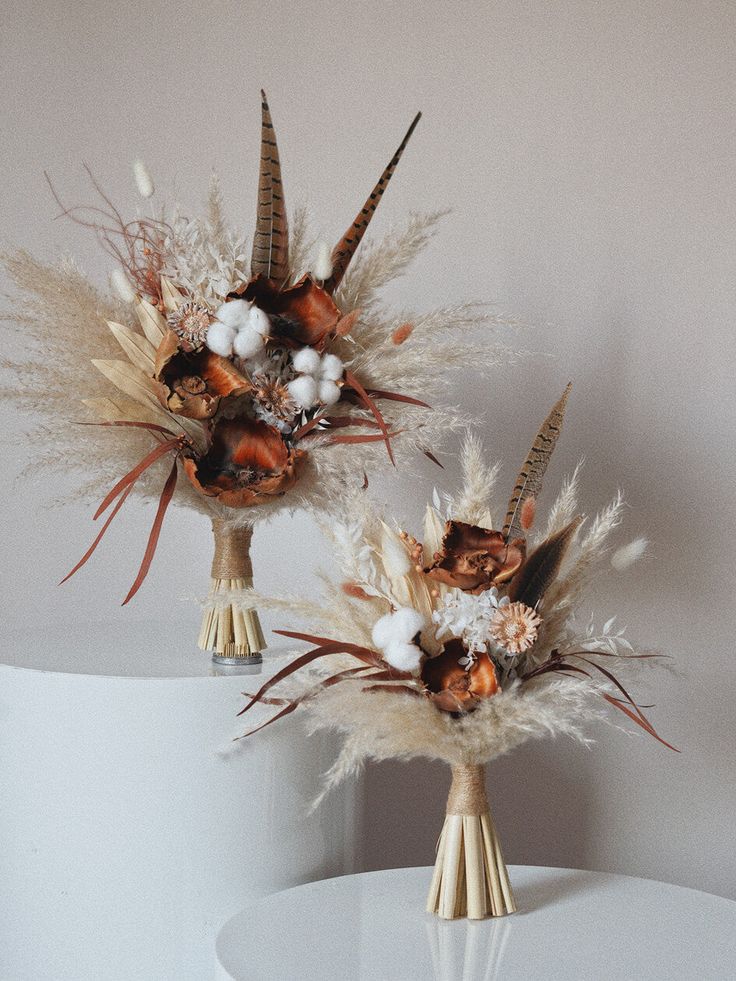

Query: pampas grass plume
[611,537,648,571]
[110,268,136,303]
[132,159,155,199]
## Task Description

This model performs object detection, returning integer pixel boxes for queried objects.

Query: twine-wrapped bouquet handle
[198,519,265,662]
[427,762,517,920]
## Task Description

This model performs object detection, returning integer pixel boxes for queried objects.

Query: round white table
[216,865,736,980]
[0,623,356,981]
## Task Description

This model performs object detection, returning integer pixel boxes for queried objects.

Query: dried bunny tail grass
[447,434,500,526]
[536,458,584,544]
[334,210,449,314]
[302,674,609,804]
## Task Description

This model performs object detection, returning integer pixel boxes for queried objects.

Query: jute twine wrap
[446,763,489,816]
[210,520,253,580]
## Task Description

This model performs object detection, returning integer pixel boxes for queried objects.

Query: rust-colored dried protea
[421,638,500,713]
[425,521,525,593]
[182,417,304,508]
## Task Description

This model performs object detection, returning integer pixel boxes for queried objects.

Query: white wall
[2,0,735,899]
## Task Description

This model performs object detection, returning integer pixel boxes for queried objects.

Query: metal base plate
[212,652,263,666]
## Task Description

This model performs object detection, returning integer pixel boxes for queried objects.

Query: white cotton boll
[214,299,251,330]
[389,607,426,641]
[110,268,136,303]
[372,607,425,650]
[318,379,341,406]
[233,326,265,359]
[248,305,271,336]
[132,159,155,199]
[292,347,322,375]
[206,321,236,357]
[611,537,648,571]
[320,353,344,381]
[287,374,318,409]
[382,641,422,673]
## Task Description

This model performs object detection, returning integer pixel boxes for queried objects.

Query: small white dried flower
[110,268,136,303]
[132,159,155,199]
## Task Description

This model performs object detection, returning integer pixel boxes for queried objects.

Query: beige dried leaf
[91,358,165,409]
[82,396,172,428]
[160,276,186,313]
[134,297,167,346]
[107,321,157,374]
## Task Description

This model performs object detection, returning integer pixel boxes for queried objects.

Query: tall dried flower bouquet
[1,93,508,661]
[240,387,676,918]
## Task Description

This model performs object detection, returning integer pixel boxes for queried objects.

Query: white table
[216,865,736,980]
[0,623,356,981]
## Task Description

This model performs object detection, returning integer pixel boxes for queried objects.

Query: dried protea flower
[182,417,305,507]
[421,638,499,713]
[168,301,212,352]
[490,602,541,655]
[425,521,525,593]
[153,329,251,419]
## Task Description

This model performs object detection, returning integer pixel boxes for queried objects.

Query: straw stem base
[426,764,517,920]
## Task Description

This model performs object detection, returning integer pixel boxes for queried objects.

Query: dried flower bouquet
[240,386,676,918]
[1,93,509,660]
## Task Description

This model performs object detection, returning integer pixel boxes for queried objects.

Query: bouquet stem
[198,519,265,663]
[426,762,516,920]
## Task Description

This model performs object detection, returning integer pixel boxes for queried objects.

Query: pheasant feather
[324,111,421,294]
[251,90,290,282]
[509,516,582,608]
[503,384,572,542]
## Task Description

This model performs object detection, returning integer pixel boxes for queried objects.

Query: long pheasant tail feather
[504,383,572,542]
[251,90,290,282]
[324,111,421,294]
[509,516,582,608]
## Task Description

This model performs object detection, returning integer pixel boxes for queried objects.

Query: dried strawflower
[489,602,541,655]
[167,300,212,351]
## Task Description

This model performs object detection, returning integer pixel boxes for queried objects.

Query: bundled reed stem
[427,763,516,920]
[198,519,265,662]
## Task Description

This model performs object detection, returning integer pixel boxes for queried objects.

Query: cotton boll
[611,537,648,571]
[132,159,154,199]
[206,321,236,356]
[389,607,426,641]
[382,641,422,673]
[233,326,264,359]
[248,305,271,336]
[318,379,341,406]
[214,299,251,330]
[320,353,344,381]
[287,374,318,409]
[292,347,322,375]
[372,607,425,649]
[110,268,136,303]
